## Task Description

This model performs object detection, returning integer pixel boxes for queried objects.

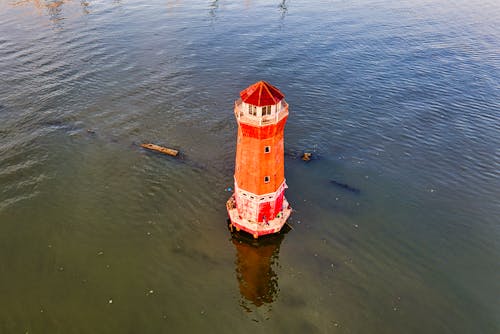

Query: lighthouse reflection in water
[231,229,287,312]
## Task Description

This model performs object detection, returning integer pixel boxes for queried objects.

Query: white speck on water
[108,299,113,304]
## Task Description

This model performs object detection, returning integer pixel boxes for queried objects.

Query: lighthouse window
[248,105,257,116]
[262,105,271,116]
[264,146,271,153]
[264,176,270,183]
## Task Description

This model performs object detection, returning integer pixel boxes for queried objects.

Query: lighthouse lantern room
[227,81,292,238]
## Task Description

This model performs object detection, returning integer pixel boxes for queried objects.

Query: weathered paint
[227,81,292,237]
[234,117,287,195]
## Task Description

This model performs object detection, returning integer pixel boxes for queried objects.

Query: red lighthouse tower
[227,81,292,238]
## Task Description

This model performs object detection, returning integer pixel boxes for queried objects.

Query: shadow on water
[230,226,289,313]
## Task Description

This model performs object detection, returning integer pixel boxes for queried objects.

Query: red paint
[239,117,287,140]
[259,201,272,222]
[240,81,284,106]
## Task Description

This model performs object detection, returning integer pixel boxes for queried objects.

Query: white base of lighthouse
[226,195,292,238]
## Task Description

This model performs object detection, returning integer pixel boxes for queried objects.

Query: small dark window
[248,105,257,116]
[264,176,270,183]
[264,146,271,153]
[261,105,271,116]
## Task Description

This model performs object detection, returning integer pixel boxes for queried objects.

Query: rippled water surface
[1,0,499,333]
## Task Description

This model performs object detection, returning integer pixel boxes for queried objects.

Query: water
[0,0,499,332]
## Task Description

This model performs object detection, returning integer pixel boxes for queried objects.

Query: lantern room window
[262,105,272,116]
[248,105,257,116]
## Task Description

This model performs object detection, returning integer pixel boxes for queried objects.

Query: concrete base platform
[226,194,292,238]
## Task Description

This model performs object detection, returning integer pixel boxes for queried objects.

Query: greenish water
[0,0,499,333]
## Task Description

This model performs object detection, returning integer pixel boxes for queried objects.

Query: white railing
[234,99,289,126]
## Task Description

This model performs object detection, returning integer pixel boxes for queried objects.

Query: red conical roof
[240,81,284,106]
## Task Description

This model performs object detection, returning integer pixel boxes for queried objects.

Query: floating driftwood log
[141,143,179,157]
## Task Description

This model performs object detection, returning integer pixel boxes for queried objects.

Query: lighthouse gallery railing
[234,99,289,126]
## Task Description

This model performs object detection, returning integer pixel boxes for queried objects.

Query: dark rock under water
[329,179,361,194]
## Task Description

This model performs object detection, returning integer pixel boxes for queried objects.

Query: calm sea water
[0,0,499,333]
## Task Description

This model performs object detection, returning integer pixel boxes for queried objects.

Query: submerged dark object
[330,179,360,194]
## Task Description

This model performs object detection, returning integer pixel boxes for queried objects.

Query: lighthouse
[227,81,292,238]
